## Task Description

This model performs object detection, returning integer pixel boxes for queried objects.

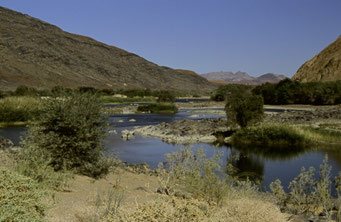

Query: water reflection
[233,144,308,160]
[226,149,264,184]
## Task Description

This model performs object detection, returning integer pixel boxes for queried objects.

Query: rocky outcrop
[0,6,215,92]
[293,36,341,82]
[127,118,229,144]
[264,106,341,124]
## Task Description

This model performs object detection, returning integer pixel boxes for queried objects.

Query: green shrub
[253,79,341,105]
[212,84,253,102]
[270,155,334,218]
[156,91,176,103]
[226,92,264,128]
[0,167,48,221]
[137,103,178,114]
[22,92,111,178]
[15,146,72,191]
[14,85,39,96]
[158,147,230,205]
[232,124,306,147]
[0,96,42,123]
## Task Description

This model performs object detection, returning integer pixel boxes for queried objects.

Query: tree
[22,91,110,178]
[225,92,264,128]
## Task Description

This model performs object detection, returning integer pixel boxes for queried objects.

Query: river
[1,107,341,192]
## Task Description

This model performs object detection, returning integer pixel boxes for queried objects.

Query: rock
[108,130,117,134]
[121,130,135,140]
[0,136,14,149]
[130,118,230,144]
[129,119,136,122]
[224,137,231,143]
[189,114,200,118]
[117,120,124,123]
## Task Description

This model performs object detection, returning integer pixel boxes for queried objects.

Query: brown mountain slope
[293,36,341,82]
[0,7,215,91]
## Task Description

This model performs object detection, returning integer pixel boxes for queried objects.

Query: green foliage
[0,96,42,122]
[270,156,334,218]
[15,146,72,191]
[137,103,178,114]
[0,167,47,222]
[158,147,230,205]
[232,124,306,147]
[225,92,264,128]
[22,92,111,178]
[212,84,253,102]
[156,91,176,103]
[14,85,39,96]
[78,86,98,94]
[253,79,341,105]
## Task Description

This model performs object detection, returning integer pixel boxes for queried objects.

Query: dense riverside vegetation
[253,79,341,105]
[0,86,186,125]
[212,79,341,105]
[0,85,196,99]
[137,103,178,114]
[0,96,42,125]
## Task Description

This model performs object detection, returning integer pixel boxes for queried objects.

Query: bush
[137,103,178,114]
[232,124,306,147]
[0,167,48,221]
[22,92,111,178]
[253,79,341,105]
[212,84,253,102]
[0,96,42,122]
[271,155,334,218]
[158,147,230,205]
[13,85,39,96]
[226,92,264,128]
[15,146,72,191]
[156,91,176,103]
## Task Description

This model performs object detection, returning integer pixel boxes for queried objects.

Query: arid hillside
[0,7,215,91]
[293,36,341,82]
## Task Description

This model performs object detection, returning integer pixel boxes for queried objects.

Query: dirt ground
[47,168,160,222]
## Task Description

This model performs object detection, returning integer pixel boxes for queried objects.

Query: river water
[1,108,341,192]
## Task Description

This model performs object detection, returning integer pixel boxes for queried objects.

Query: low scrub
[270,155,340,219]
[0,96,42,123]
[232,123,341,147]
[15,147,72,191]
[232,124,306,147]
[0,167,48,221]
[137,103,178,114]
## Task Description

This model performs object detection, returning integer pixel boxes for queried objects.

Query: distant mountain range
[0,6,215,92]
[201,71,286,85]
[293,35,341,82]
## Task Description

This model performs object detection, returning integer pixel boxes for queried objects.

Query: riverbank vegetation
[0,96,42,126]
[212,79,341,106]
[137,102,178,114]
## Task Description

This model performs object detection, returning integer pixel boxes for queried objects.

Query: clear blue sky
[1,0,340,77]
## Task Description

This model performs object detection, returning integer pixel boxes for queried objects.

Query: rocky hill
[201,71,285,84]
[292,36,341,82]
[0,6,215,91]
